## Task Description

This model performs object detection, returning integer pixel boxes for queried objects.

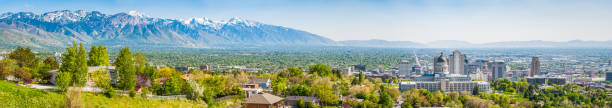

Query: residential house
[241,84,263,97]
[245,93,284,108]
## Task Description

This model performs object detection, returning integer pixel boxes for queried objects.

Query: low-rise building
[199,65,210,71]
[401,73,490,93]
[526,77,567,86]
[400,80,491,93]
[245,93,284,108]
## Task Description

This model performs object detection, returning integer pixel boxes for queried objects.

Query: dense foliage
[87,45,110,66]
[491,78,612,107]
[116,47,137,90]
[58,42,88,87]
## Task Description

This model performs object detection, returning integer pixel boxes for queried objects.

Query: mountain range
[1,10,611,49]
[0,10,335,49]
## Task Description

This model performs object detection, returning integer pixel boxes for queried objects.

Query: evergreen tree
[88,45,98,66]
[59,42,88,87]
[115,47,136,90]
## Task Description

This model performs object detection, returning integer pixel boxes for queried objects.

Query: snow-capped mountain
[0,10,336,48]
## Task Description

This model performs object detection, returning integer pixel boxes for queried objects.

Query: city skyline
[2,0,612,43]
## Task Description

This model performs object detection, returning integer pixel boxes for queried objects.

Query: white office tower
[449,50,467,75]
[398,59,411,76]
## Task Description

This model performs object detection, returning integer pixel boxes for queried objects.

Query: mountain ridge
[0,10,336,48]
[1,10,611,49]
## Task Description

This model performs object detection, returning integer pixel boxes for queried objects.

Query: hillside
[0,81,208,107]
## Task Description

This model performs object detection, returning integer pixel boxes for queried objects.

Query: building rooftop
[244,93,283,104]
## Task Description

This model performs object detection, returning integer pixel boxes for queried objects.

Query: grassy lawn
[0,81,207,107]
[0,81,65,107]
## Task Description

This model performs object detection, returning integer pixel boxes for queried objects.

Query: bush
[141,87,149,97]
[129,90,136,97]
[56,71,72,91]
[104,88,115,98]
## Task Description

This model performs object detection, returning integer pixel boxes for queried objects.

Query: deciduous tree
[308,64,331,77]
[43,57,59,70]
[59,42,88,87]
[87,45,109,66]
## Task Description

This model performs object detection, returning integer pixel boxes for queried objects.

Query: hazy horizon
[2,0,612,44]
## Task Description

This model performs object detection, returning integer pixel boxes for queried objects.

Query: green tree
[272,77,288,96]
[308,64,331,77]
[289,85,311,96]
[33,63,51,80]
[359,71,364,84]
[59,42,88,87]
[297,98,306,108]
[288,67,303,77]
[133,53,147,67]
[87,45,109,66]
[332,69,343,79]
[43,57,59,70]
[88,45,99,66]
[379,92,394,107]
[115,47,136,90]
[0,59,18,80]
[133,53,147,74]
[91,68,111,91]
[55,71,72,91]
[165,73,182,94]
[8,46,39,69]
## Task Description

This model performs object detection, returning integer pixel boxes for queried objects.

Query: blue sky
[2,0,612,43]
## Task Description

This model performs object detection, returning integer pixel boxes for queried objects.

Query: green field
[0,81,207,107]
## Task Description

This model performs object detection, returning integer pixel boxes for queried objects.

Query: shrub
[129,90,136,97]
[104,88,115,98]
[141,87,149,97]
[56,71,72,91]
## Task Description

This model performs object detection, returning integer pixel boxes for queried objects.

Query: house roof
[244,93,283,104]
[285,96,319,101]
